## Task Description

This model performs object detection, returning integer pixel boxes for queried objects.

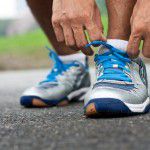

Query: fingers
[127,31,141,58]
[128,29,150,58]
[142,36,150,58]
[85,22,106,43]
[52,2,105,55]
[62,23,75,47]
[85,7,106,43]
[72,25,93,55]
[52,18,65,42]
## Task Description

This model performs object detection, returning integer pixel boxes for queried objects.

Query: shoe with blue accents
[84,41,150,117]
[20,49,90,107]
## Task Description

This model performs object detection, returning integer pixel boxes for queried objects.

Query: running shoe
[20,48,90,107]
[84,41,150,117]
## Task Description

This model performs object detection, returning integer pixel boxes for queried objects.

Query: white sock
[107,39,128,51]
[59,53,87,66]
[99,39,128,54]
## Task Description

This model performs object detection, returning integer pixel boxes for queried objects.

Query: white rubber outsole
[124,97,150,113]
[67,87,89,101]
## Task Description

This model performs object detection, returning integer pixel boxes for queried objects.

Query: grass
[0,29,49,56]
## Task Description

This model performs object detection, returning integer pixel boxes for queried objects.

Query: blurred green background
[0,0,108,70]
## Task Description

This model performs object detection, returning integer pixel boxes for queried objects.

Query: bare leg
[106,0,137,40]
[27,0,77,55]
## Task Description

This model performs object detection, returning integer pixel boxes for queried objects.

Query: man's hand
[52,0,106,55]
[127,0,150,58]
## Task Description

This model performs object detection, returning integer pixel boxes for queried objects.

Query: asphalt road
[0,65,150,150]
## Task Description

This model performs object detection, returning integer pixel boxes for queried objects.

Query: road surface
[0,65,150,150]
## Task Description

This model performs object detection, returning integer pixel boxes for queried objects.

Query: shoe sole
[20,87,89,108]
[85,97,150,117]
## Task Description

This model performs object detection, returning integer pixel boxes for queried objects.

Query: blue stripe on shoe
[93,82,135,91]
[85,98,132,114]
[20,96,68,107]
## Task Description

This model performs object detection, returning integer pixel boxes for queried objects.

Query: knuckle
[132,24,145,34]
[77,41,87,48]
[60,12,71,22]
[59,17,70,26]
[72,13,90,22]
[57,37,64,42]
[52,16,59,25]
[128,50,139,58]
[135,26,144,32]
[128,50,135,56]
[60,16,68,22]
[68,14,76,20]
[83,12,91,19]
[66,41,74,47]
[90,34,101,41]
[52,15,69,26]
[69,43,75,47]
[69,15,83,22]
[143,51,150,58]
[56,34,64,42]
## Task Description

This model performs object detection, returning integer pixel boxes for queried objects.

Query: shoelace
[40,47,79,83]
[86,41,132,82]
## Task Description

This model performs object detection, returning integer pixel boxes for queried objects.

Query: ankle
[59,53,88,66]
[107,39,128,51]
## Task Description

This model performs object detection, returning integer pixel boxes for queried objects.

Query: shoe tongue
[49,50,78,67]
[50,50,62,64]
[98,46,110,55]
[49,50,65,71]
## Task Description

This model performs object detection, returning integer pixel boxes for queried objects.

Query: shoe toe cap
[20,96,34,107]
